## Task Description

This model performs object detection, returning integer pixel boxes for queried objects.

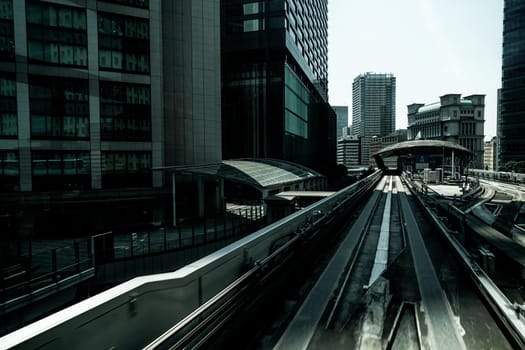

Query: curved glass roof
[374,140,472,157]
[155,158,323,190]
[221,159,322,189]
[418,102,441,113]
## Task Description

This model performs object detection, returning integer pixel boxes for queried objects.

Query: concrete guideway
[273,176,388,350]
[399,191,467,350]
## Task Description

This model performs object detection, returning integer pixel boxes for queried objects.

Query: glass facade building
[0,0,222,236]
[333,106,348,139]
[499,0,525,166]
[221,0,335,173]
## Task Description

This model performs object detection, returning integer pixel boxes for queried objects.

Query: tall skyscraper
[352,73,396,166]
[498,0,525,167]
[0,0,222,236]
[333,106,349,138]
[221,0,336,174]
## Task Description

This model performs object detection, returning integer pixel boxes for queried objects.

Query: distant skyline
[327,0,503,141]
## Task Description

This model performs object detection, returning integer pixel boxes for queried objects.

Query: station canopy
[156,158,323,190]
[373,140,473,169]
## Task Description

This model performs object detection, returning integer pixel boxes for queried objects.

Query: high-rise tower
[498,0,525,167]
[352,73,396,166]
[221,0,335,173]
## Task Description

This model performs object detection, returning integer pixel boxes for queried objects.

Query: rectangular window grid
[26,1,87,67]
[0,0,14,61]
[29,76,89,139]
[100,81,151,141]
[98,12,150,73]
[101,151,152,188]
[31,150,90,191]
[0,75,17,137]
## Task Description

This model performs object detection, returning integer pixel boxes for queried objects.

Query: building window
[32,151,90,191]
[98,0,148,9]
[0,150,18,191]
[243,19,264,32]
[101,151,151,188]
[0,75,16,137]
[98,13,149,73]
[243,2,264,15]
[26,2,87,67]
[29,76,89,139]
[100,82,151,140]
[284,66,310,139]
[0,0,14,61]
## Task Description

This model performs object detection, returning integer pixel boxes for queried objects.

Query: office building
[337,135,360,168]
[496,88,502,170]
[333,106,348,138]
[352,73,396,166]
[499,0,525,167]
[0,0,222,236]
[484,137,497,171]
[407,94,485,169]
[221,0,336,174]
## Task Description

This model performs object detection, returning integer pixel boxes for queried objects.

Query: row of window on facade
[0,150,152,190]
[1,2,150,73]
[0,76,151,140]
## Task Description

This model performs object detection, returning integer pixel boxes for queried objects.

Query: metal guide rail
[0,171,381,350]
[274,175,402,349]
[402,173,525,349]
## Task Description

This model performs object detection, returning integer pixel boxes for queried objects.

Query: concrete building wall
[407,94,485,169]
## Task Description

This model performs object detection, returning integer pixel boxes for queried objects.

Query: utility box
[478,247,495,275]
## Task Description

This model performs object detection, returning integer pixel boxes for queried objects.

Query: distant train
[468,169,525,184]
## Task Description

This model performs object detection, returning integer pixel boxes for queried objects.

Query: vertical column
[217,178,224,213]
[86,2,101,189]
[197,175,205,217]
[150,0,163,187]
[172,172,177,227]
[13,1,31,192]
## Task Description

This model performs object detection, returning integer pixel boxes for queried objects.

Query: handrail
[143,172,382,349]
[0,257,92,305]
[0,171,382,350]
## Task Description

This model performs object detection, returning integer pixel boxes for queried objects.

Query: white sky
[327,0,503,141]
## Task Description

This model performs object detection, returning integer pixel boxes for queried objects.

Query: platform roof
[373,140,473,169]
[155,158,323,190]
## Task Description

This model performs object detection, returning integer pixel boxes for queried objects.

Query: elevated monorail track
[2,172,523,350]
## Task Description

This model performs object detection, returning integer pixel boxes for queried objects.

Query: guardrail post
[74,241,80,273]
[214,216,218,241]
[204,218,207,243]
[223,214,227,239]
[52,248,57,282]
[162,228,167,251]
[147,231,151,254]
[192,221,195,245]
[130,233,134,257]
[231,213,235,236]
[178,224,182,248]
[87,237,93,267]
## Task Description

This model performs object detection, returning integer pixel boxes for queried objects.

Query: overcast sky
[327,0,503,141]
